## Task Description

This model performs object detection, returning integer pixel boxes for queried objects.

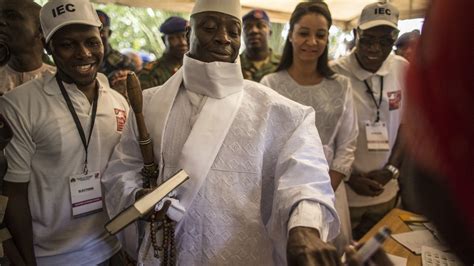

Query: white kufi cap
[40,0,102,43]
[191,0,241,21]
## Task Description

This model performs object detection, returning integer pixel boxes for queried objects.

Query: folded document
[105,170,189,235]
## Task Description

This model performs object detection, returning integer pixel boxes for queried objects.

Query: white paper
[387,254,407,266]
[69,171,103,217]
[365,121,390,151]
[421,246,462,266]
[391,230,448,255]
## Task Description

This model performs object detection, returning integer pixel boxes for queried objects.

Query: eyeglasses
[358,36,396,48]
[357,30,398,48]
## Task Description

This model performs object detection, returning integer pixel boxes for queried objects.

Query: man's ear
[108,29,113,38]
[186,25,191,42]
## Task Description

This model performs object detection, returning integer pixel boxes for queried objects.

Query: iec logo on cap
[51,3,76,17]
[358,1,399,30]
[40,0,102,43]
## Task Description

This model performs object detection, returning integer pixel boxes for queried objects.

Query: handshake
[0,114,13,179]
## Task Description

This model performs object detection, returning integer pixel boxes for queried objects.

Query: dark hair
[276,1,335,79]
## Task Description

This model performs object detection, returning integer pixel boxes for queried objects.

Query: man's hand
[329,170,345,191]
[365,169,393,186]
[344,243,393,266]
[287,226,340,266]
[347,174,384,197]
[108,70,131,98]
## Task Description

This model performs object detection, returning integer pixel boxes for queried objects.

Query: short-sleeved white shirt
[0,72,129,265]
[331,52,408,207]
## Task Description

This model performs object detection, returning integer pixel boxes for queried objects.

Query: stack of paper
[391,230,448,255]
[421,246,462,266]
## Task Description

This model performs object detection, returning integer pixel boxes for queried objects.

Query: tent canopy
[92,0,429,30]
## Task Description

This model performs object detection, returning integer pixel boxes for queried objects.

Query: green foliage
[34,0,188,57]
[94,4,188,56]
[269,22,286,54]
[32,0,348,59]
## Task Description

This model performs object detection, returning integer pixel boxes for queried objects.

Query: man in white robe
[102,0,340,264]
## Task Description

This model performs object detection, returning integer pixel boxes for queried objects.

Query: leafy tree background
[34,0,349,60]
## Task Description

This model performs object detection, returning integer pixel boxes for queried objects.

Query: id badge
[365,120,390,151]
[69,171,103,218]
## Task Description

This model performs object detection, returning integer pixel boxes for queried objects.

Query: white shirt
[261,70,357,255]
[331,52,408,207]
[103,56,339,265]
[0,73,129,265]
[0,63,55,94]
[261,71,358,178]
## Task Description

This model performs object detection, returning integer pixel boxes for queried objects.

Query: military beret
[159,16,188,35]
[243,9,270,23]
[96,10,110,27]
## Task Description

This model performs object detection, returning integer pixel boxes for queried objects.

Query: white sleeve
[287,200,335,242]
[0,96,35,183]
[260,75,270,87]
[331,83,358,180]
[266,108,340,259]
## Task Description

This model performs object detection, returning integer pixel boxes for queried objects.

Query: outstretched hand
[287,226,340,266]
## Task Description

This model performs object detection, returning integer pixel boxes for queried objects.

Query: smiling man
[0,0,55,95]
[0,0,129,264]
[331,1,407,239]
[103,0,340,264]
[240,9,280,82]
[138,16,189,89]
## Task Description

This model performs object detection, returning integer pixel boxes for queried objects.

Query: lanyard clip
[83,163,88,175]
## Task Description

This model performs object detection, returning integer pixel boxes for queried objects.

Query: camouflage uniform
[138,55,181,89]
[240,50,281,82]
[99,45,135,77]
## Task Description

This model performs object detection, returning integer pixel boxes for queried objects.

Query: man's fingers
[344,245,362,266]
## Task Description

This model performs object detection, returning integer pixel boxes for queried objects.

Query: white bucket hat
[40,0,102,43]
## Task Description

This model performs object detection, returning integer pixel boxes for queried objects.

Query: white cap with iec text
[40,0,102,43]
[358,1,399,30]
[191,0,241,21]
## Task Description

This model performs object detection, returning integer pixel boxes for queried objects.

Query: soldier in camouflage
[240,9,281,82]
[138,16,188,89]
[96,10,135,77]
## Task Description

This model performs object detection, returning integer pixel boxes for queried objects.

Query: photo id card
[365,120,390,151]
[69,171,103,218]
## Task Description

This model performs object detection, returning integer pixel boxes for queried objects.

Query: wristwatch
[385,164,400,179]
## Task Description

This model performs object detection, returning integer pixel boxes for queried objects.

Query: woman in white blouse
[261,1,358,254]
